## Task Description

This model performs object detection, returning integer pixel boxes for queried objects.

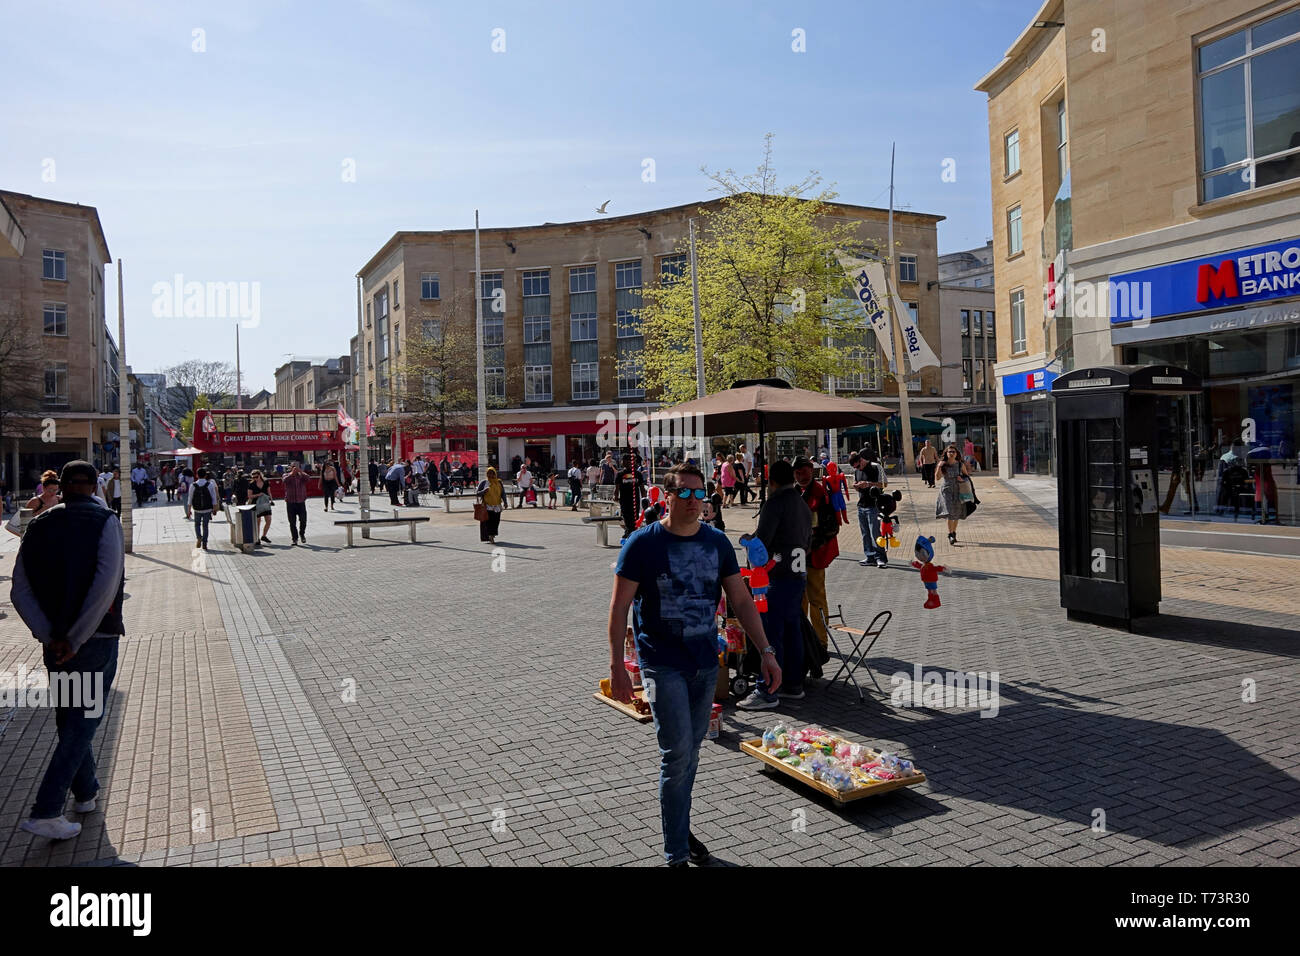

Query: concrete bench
[581,514,624,547]
[437,493,477,513]
[334,515,431,547]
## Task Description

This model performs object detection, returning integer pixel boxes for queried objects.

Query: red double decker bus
[192,408,345,498]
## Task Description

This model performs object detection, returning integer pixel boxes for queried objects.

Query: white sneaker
[859,558,874,567]
[736,690,779,711]
[20,815,81,840]
[73,797,97,813]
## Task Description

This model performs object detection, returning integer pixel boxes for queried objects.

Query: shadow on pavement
[1135,613,1300,659]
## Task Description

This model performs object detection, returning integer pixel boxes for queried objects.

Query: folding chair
[823,605,891,702]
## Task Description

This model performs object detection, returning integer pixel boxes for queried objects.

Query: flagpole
[887,143,915,475]
[474,210,488,482]
[690,217,704,400]
[356,275,372,533]
[236,323,243,409]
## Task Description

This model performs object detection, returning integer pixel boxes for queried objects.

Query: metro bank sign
[1110,237,1300,324]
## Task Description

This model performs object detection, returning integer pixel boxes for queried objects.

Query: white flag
[836,252,894,359]
[887,282,940,372]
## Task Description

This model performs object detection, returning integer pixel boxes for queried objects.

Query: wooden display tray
[593,687,654,723]
[740,739,926,808]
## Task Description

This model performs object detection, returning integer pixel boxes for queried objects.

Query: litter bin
[228,504,258,554]
[1051,364,1201,629]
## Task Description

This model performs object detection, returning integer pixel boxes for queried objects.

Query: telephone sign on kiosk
[1130,468,1157,514]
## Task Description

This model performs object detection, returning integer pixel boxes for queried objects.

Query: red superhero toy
[911,535,947,609]
[823,462,849,525]
[739,533,777,612]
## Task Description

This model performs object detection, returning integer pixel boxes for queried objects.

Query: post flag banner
[836,252,894,359]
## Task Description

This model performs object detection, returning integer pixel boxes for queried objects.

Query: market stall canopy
[844,415,946,437]
[646,379,891,434]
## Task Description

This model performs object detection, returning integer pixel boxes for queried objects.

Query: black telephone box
[1052,365,1201,629]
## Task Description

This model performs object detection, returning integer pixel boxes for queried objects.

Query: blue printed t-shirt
[614,520,740,672]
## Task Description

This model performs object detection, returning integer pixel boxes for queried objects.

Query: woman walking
[720,454,737,506]
[476,466,505,543]
[178,467,193,518]
[935,444,972,545]
[249,469,274,543]
[320,458,340,512]
[5,471,61,536]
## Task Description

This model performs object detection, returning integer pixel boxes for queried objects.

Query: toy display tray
[739,739,926,808]
[593,685,654,723]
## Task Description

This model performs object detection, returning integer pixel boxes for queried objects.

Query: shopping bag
[473,503,488,522]
[526,488,536,503]
[963,477,980,517]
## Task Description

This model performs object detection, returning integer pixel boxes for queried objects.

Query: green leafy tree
[180,394,212,442]
[637,135,880,404]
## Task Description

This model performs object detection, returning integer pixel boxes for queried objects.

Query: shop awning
[924,404,998,419]
[843,414,947,437]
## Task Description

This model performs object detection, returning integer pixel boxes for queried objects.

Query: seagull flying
[596,200,610,214]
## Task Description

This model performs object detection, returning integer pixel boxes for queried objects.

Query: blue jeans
[641,662,717,865]
[32,636,120,819]
[758,575,806,697]
[858,506,887,563]
[194,510,213,546]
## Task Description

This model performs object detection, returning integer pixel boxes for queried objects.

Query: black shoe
[688,833,712,865]
[262,534,270,543]
[948,532,956,545]
[668,860,689,868]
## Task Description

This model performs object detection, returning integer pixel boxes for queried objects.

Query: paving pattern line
[205,550,402,864]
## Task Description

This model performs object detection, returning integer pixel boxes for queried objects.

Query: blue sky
[3,0,1035,394]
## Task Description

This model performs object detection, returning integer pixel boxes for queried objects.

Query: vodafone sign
[1111,237,1300,323]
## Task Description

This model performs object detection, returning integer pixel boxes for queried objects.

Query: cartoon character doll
[738,533,778,612]
[911,535,946,609]
[874,490,903,551]
[823,462,849,525]
[638,485,664,527]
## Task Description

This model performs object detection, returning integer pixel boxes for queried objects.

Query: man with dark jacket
[368,458,380,494]
[616,452,646,541]
[794,457,839,673]
[737,460,812,709]
[10,460,124,841]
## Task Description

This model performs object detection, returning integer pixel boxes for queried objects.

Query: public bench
[334,515,431,547]
[582,514,624,547]
[437,493,477,513]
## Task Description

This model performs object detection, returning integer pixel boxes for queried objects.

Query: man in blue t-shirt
[608,462,781,867]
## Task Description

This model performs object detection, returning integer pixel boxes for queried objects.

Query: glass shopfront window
[1122,323,1300,526]
[1012,399,1055,476]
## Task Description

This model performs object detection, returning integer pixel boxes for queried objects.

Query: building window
[366,302,371,327]
[907,302,918,326]
[480,271,504,349]
[617,339,644,398]
[392,280,400,309]
[962,359,972,391]
[660,254,687,281]
[1011,289,1026,353]
[367,341,373,368]
[987,311,996,339]
[1007,205,1023,256]
[571,362,599,400]
[421,273,440,299]
[960,309,970,335]
[1057,99,1068,182]
[43,302,68,336]
[973,310,983,334]
[1005,128,1020,176]
[485,367,505,405]
[898,255,918,284]
[42,250,66,281]
[616,260,643,337]
[394,323,400,355]
[44,363,69,405]
[569,265,597,341]
[1199,8,1300,200]
[524,365,552,402]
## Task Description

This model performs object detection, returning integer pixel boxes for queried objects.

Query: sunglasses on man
[673,487,708,500]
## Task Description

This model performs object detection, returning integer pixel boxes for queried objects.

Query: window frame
[571,361,599,400]
[420,273,440,300]
[1007,205,1023,256]
[1010,288,1027,353]
[524,364,552,403]
[43,302,68,336]
[42,249,67,281]
[898,255,918,284]
[1004,128,1021,177]
[44,362,69,405]
[1196,9,1300,200]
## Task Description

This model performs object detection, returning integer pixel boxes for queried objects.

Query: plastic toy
[823,462,849,525]
[911,535,947,609]
[637,486,664,528]
[738,533,778,612]
[873,490,903,550]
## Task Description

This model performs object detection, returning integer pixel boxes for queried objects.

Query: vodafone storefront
[393,405,651,474]
[1106,235,1300,529]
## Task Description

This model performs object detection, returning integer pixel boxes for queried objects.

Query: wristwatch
[761,646,776,656]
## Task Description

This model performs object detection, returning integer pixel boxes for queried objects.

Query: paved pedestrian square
[1,478,1297,867]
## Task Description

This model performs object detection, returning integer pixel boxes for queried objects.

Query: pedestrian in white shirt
[129,463,149,508]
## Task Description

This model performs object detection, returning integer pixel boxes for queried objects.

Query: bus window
[249,414,271,433]
[296,414,315,431]
[223,414,248,432]
[271,414,296,432]
[317,413,335,432]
